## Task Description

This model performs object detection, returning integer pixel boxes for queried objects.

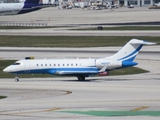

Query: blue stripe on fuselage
[9,67,99,74]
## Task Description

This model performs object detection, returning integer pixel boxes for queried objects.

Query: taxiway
[0,6,160,120]
[0,47,160,120]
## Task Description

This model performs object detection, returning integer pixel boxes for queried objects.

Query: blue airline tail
[18,0,44,14]
[24,0,40,4]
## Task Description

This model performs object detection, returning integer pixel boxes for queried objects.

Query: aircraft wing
[46,68,98,76]
[56,71,98,75]
[47,67,106,75]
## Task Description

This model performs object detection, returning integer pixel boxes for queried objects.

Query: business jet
[0,0,50,16]
[3,39,155,82]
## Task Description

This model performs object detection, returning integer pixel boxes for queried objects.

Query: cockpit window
[12,63,21,65]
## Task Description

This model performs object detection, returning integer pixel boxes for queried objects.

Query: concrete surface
[0,6,160,120]
[0,47,160,120]
[1,29,160,36]
[0,7,160,26]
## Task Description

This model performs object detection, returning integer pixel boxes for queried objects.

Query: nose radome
[3,68,9,73]
[3,68,7,72]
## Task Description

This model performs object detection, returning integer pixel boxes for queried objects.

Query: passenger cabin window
[41,64,43,66]
[45,64,47,66]
[37,64,38,66]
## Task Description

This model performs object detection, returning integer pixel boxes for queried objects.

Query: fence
[0,22,48,27]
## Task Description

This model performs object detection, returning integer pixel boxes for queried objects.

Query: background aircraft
[3,39,155,82]
[0,0,50,15]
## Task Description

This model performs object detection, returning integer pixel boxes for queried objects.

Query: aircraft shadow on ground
[21,78,135,82]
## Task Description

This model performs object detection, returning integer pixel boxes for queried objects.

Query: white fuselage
[4,58,122,75]
[0,3,24,15]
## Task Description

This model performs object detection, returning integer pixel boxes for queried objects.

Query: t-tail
[107,39,156,67]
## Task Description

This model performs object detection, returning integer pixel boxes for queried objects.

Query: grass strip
[109,67,148,76]
[0,26,160,30]
[0,36,159,47]
[0,26,70,29]
[0,96,7,99]
[74,26,160,31]
[0,60,148,78]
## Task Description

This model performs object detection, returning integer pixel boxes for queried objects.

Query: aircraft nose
[3,68,7,72]
[3,67,10,73]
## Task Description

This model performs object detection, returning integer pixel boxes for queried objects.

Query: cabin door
[24,61,30,73]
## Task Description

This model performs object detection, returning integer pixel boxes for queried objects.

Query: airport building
[40,0,158,7]
[119,0,154,6]
[0,0,159,6]
[40,0,59,4]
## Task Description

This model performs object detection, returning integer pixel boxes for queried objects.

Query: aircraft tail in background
[24,0,40,4]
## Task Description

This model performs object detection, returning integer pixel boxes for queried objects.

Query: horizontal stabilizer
[129,39,156,45]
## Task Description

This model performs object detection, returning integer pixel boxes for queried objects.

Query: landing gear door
[24,61,30,73]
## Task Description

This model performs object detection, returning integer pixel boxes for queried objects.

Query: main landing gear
[77,76,85,81]
[15,75,19,82]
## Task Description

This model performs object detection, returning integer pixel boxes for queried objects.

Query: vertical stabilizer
[24,0,40,4]
[108,39,156,62]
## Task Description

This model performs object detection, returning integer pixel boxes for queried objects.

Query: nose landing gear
[15,75,19,82]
